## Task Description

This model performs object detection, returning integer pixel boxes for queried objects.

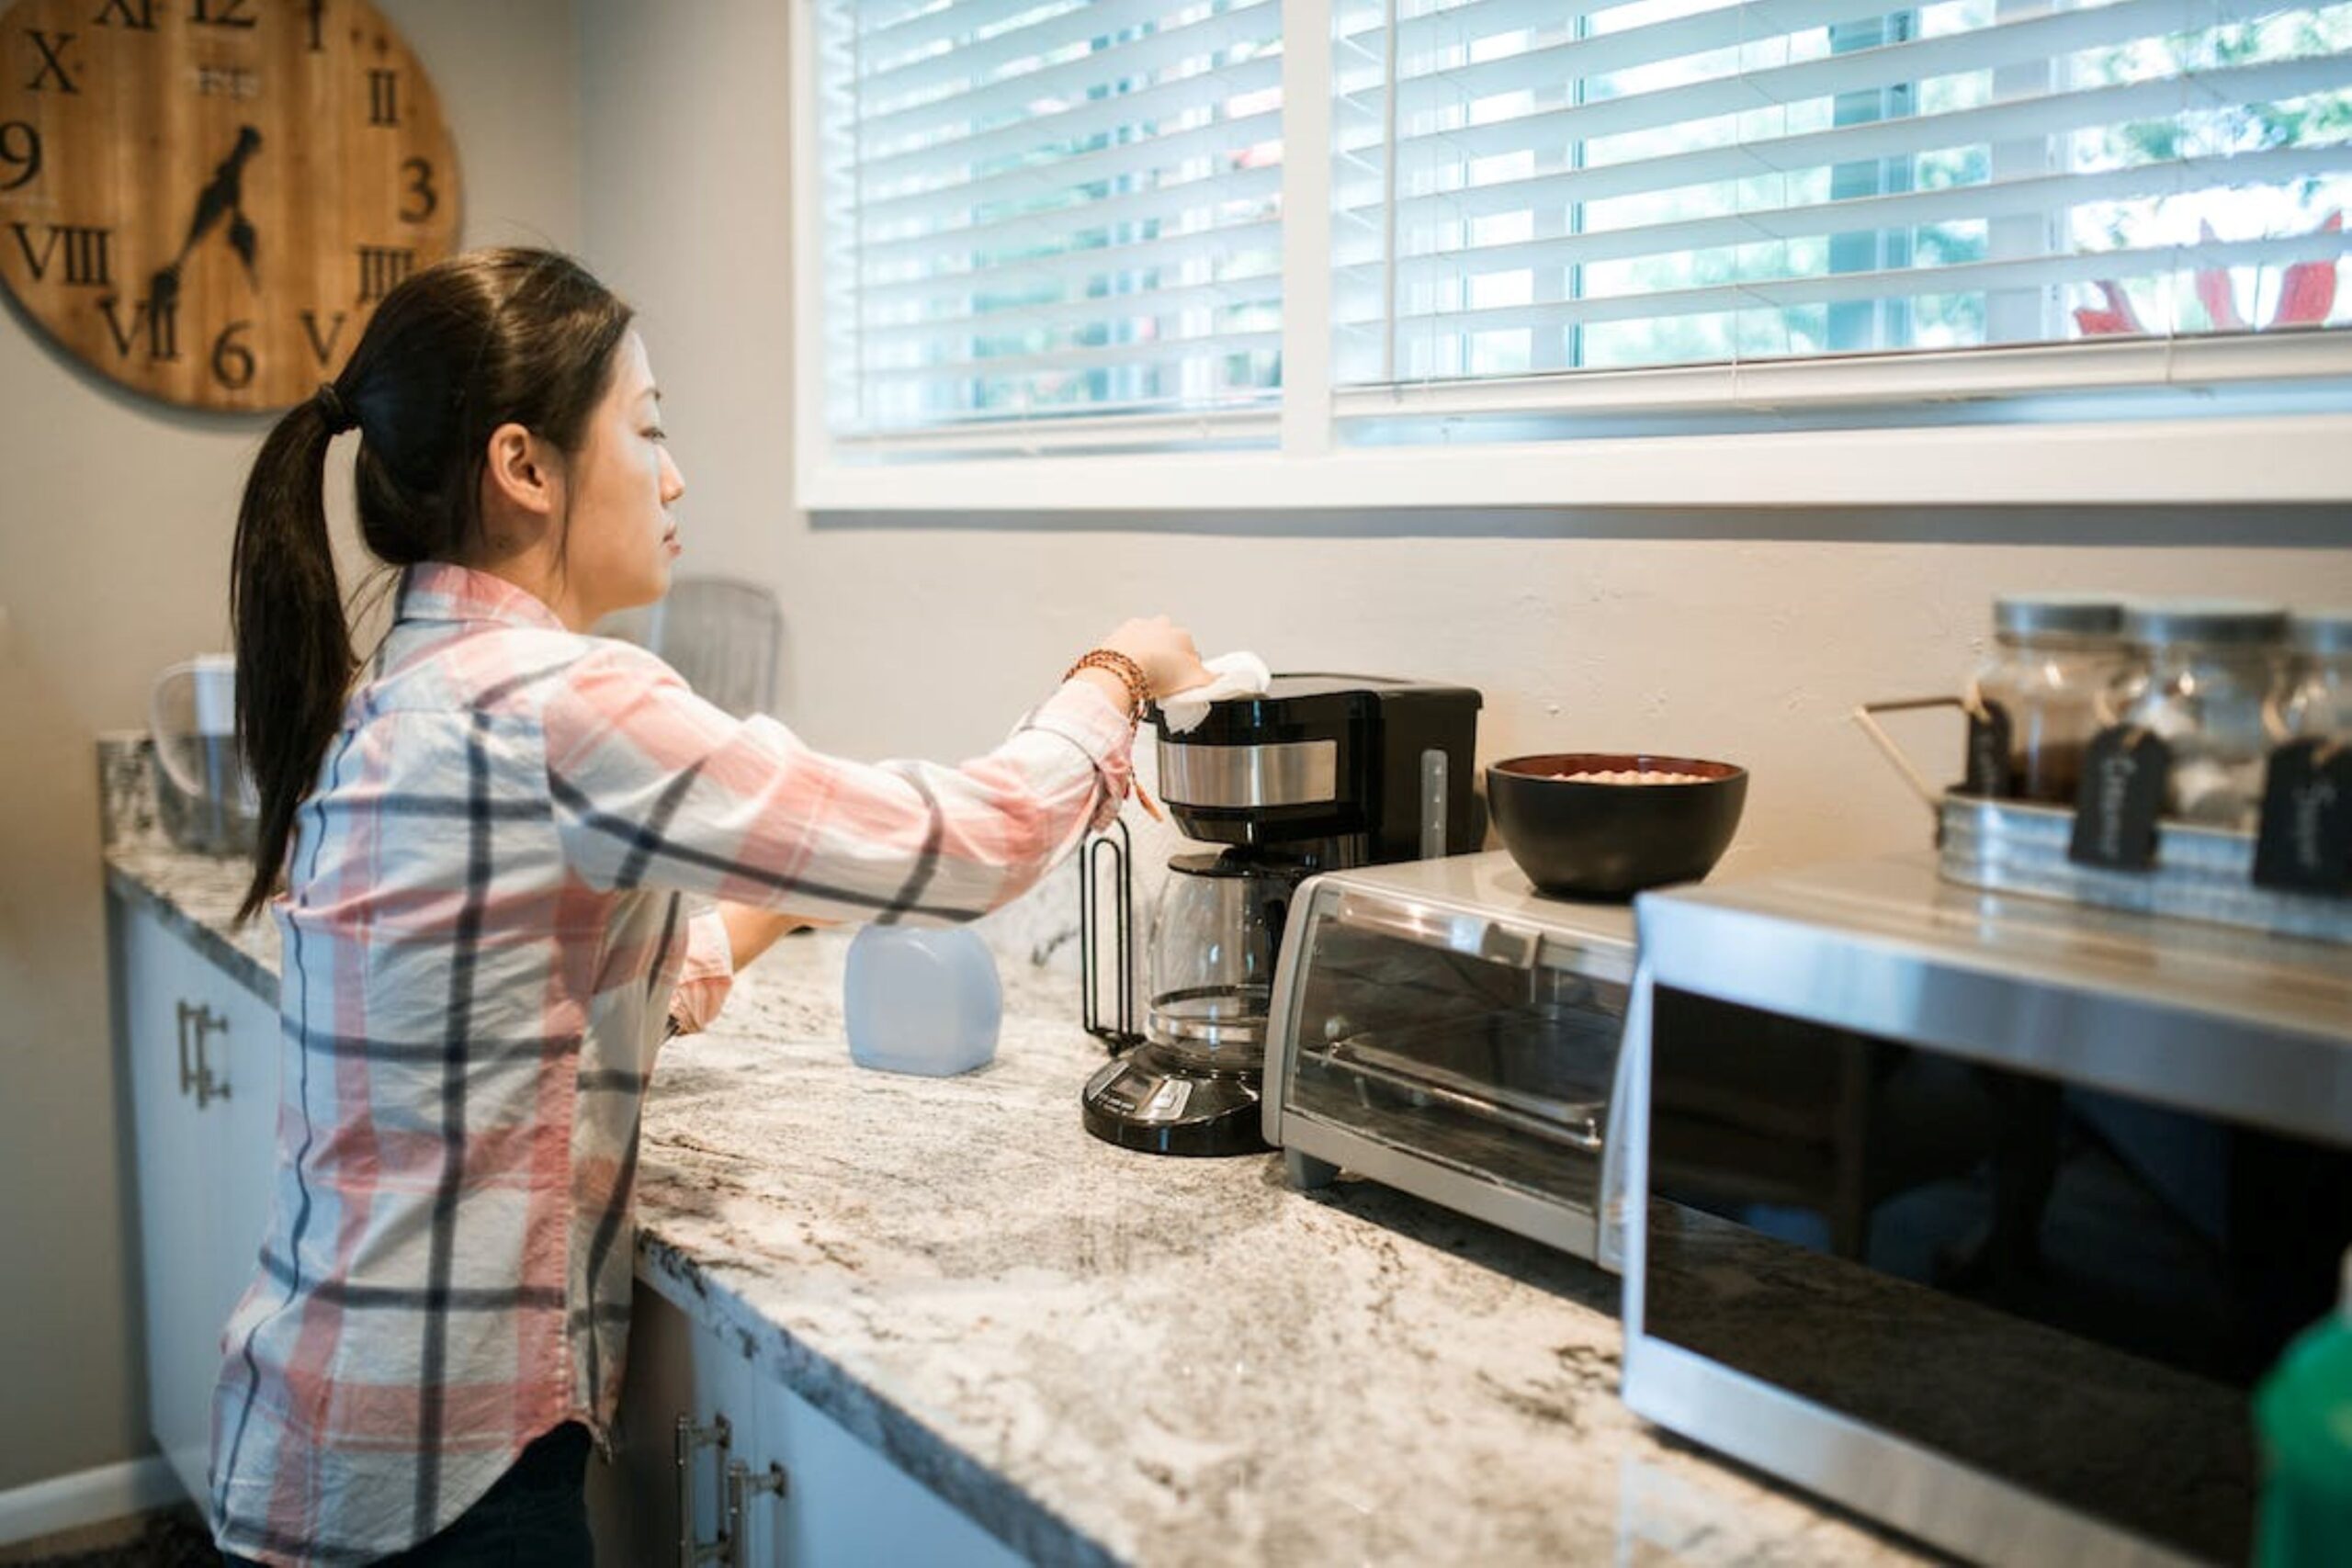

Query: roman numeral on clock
[25,29,79,93]
[98,293,178,360]
[9,222,110,286]
[92,0,158,31]
[356,246,413,302]
[367,69,399,126]
[300,308,347,366]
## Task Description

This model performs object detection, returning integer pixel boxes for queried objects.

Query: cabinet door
[595,1282,761,1567]
[597,1285,1019,1568]
[116,897,224,1504]
[115,898,284,1507]
[208,970,279,1333]
[739,1357,1023,1568]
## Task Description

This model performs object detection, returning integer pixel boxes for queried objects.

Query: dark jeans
[224,1422,593,1567]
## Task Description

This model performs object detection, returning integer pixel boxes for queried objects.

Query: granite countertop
[103,829,1928,1567]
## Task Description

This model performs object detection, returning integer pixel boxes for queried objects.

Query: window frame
[791,0,2352,510]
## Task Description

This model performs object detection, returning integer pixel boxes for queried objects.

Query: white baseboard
[0,1455,187,1551]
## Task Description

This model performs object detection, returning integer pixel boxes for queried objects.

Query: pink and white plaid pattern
[209,563,1133,1565]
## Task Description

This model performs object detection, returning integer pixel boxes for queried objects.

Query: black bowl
[1487,753,1748,899]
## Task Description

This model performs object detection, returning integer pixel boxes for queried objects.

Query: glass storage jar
[2115,600,2290,830]
[2275,610,2352,745]
[1967,594,2129,805]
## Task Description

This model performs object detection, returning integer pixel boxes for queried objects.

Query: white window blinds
[1330,0,2352,387]
[818,0,1285,440]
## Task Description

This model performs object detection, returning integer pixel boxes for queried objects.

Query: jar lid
[2121,599,2289,649]
[1994,593,2124,638]
[2291,609,2352,656]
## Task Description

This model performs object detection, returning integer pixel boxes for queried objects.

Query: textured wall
[750,513,2352,888]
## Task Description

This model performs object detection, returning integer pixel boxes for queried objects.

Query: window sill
[798,410,2352,512]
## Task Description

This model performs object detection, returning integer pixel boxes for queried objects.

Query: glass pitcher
[148,654,258,857]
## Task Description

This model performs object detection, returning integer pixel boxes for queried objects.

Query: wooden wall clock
[0,0,460,412]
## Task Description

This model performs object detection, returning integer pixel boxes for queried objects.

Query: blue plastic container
[842,924,1002,1077]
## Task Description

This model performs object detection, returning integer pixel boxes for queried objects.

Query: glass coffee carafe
[1078,845,1317,1156]
[1146,852,1309,1077]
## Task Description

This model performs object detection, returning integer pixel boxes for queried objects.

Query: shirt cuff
[668,908,737,1035]
[1026,678,1139,831]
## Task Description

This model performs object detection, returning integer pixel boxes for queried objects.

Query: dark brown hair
[229,247,634,920]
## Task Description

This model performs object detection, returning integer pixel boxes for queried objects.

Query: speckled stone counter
[100,747,1928,1567]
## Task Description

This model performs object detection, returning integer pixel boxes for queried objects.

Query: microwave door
[1624,982,2347,1568]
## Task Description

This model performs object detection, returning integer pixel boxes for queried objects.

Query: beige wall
[700,515,2352,882]
[577,7,2351,890]
[0,0,581,1494]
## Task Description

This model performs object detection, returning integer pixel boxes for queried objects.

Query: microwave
[1261,851,1635,1262]
[1612,854,2352,1568]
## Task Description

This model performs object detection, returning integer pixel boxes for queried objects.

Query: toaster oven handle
[1330,894,1540,968]
[1595,961,1653,1277]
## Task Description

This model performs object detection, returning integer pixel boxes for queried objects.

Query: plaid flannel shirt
[209,563,1134,1565]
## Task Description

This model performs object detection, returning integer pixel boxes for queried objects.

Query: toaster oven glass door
[1641,985,2352,1566]
[1283,910,1629,1211]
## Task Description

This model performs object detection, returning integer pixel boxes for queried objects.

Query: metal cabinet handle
[176,999,232,1109]
[675,1412,732,1567]
[176,1000,198,1097]
[725,1458,789,1568]
[174,999,231,1108]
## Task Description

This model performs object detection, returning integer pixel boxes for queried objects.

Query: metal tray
[1855,695,2352,945]
[1315,1004,1620,1152]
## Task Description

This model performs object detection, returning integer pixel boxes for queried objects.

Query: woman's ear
[481,421,563,523]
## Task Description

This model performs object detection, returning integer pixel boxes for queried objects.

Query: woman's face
[561,329,684,622]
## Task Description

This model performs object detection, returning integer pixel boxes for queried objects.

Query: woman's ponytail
[221,246,633,921]
[231,392,356,922]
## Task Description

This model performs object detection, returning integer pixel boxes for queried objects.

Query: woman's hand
[1097,615,1211,699]
[718,902,827,970]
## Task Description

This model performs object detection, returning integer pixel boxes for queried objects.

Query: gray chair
[603,576,784,718]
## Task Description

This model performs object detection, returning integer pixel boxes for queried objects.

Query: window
[795,0,2352,503]
[816,0,1285,446]
[1334,0,2352,393]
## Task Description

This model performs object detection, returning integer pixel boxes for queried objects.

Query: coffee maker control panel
[1152,674,1482,863]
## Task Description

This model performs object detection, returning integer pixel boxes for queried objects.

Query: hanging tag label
[2069,727,2169,872]
[2252,740,2352,896]
[1962,699,2014,798]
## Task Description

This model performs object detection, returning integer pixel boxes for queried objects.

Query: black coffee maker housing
[1153,674,1484,865]
[1079,675,1484,1156]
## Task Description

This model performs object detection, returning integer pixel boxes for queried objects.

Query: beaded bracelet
[1063,649,1151,723]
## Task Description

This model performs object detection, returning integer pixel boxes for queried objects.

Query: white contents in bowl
[1558,768,1711,785]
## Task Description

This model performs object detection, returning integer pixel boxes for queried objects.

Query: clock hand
[149,125,264,311]
[227,209,258,289]
[178,124,261,254]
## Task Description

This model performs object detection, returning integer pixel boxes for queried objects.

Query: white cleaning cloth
[1156,652,1272,735]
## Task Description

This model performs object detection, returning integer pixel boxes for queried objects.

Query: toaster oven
[1261,851,1635,1262]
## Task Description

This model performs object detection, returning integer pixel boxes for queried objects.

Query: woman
[210,247,1205,1566]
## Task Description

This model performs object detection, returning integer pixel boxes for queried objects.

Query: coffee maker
[1080,675,1482,1156]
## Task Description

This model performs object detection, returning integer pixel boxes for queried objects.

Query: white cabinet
[594,1282,1023,1567]
[113,894,279,1506]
